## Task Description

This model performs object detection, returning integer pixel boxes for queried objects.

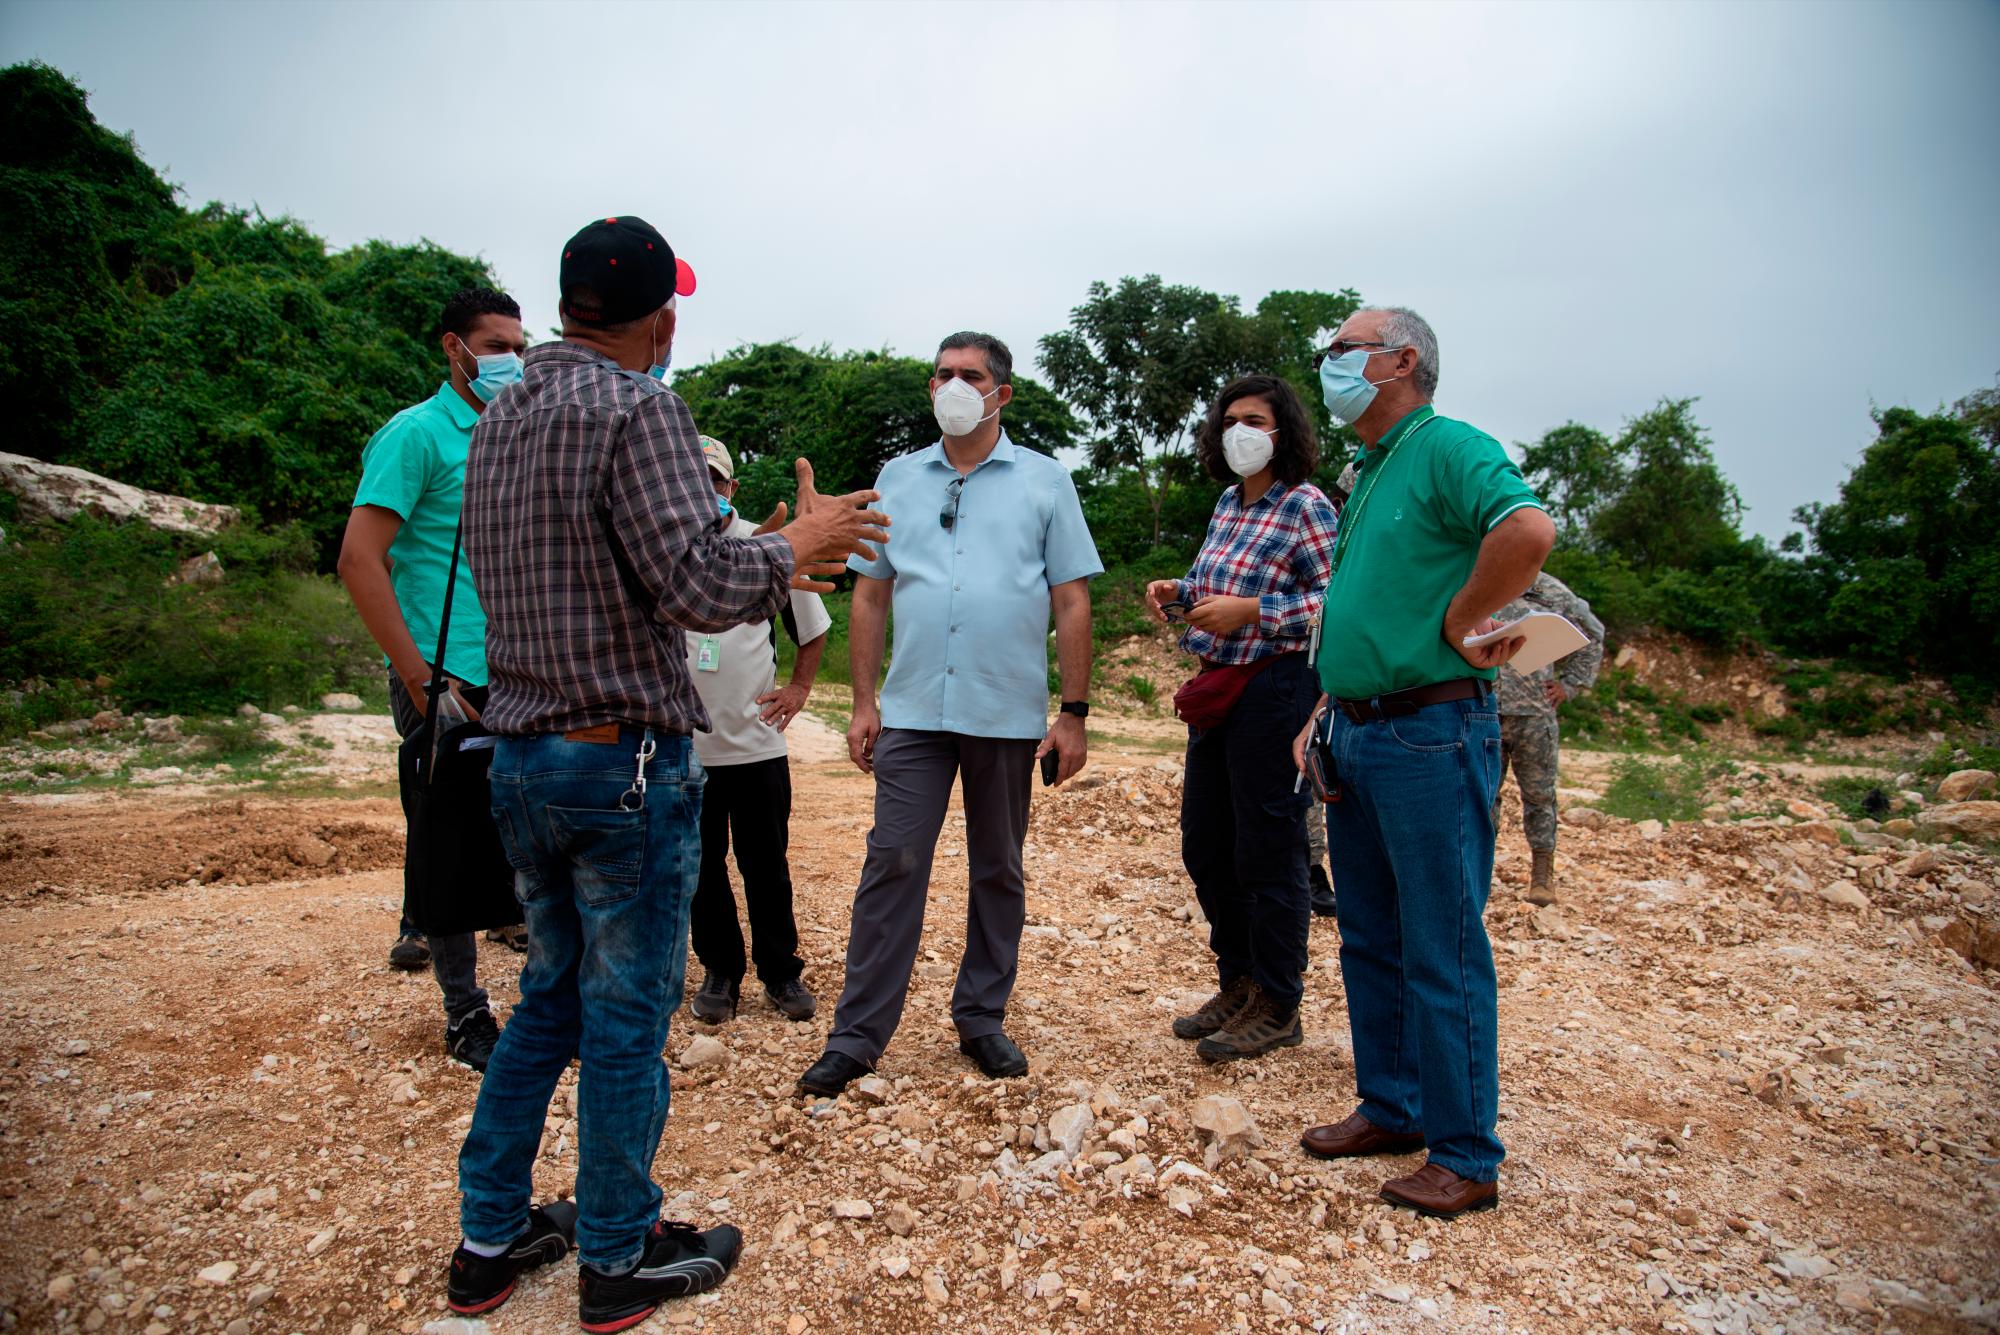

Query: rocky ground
[0,711,1996,1335]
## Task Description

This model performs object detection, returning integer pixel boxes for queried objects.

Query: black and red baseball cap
[558,215,697,326]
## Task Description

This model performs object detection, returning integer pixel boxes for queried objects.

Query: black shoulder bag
[395,521,522,937]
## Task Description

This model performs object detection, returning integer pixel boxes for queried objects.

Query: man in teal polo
[1292,306,1555,1219]
[337,286,527,1073]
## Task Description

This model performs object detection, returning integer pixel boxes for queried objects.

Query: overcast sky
[6,0,1996,538]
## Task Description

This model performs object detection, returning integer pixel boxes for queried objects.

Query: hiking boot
[765,977,817,1021]
[1171,975,1254,1040]
[578,1220,743,1332]
[485,923,529,953]
[797,1050,871,1097]
[1309,865,1338,918]
[446,1199,578,1315]
[389,932,431,972]
[446,1008,501,1073]
[688,972,739,1024]
[1196,984,1303,1064]
[1525,849,1557,906]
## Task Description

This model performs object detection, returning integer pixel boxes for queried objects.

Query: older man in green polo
[1293,306,1555,1219]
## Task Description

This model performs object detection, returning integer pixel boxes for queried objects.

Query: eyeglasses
[940,476,965,529]
[1312,340,1403,371]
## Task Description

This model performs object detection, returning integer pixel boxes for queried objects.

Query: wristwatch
[1060,700,1090,719]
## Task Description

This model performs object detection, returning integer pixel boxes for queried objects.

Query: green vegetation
[0,514,382,734]
[1814,774,1890,822]
[1598,754,1720,824]
[3,60,1994,750]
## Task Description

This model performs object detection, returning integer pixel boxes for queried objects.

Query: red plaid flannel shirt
[1177,481,1339,665]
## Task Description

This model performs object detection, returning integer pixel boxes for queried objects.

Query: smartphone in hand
[1040,749,1060,787]
[1160,601,1189,623]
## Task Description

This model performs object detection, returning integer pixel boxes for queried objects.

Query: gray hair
[936,331,1013,387]
[1360,306,1439,400]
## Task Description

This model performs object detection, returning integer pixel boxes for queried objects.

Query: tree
[1038,276,1357,550]
[1792,400,2000,681]
[672,342,1078,522]
[1,62,499,563]
[1519,422,1623,542]
[1589,399,1743,574]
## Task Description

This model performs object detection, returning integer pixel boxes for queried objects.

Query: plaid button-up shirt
[463,342,795,737]
[1175,481,1339,666]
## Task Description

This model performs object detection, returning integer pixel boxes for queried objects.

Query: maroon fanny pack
[1173,653,1287,730]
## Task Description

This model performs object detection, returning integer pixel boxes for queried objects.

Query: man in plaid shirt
[447,215,887,1331]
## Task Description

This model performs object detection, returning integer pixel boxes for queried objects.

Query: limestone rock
[1919,801,2000,841]
[172,551,223,587]
[320,692,365,711]
[1188,1095,1262,1168]
[831,1198,874,1219]
[0,452,239,535]
[1636,819,1665,840]
[1937,769,1997,802]
[679,1035,728,1069]
[1818,880,1869,911]
[197,1260,239,1285]
[1561,806,1608,829]
[1047,1103,1092,1159]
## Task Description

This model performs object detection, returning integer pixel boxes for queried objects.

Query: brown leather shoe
[1299,1110,1426,1160]
[1380,1161,1498,1219]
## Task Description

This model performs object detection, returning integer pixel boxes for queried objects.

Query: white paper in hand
[1462,611,1590,676]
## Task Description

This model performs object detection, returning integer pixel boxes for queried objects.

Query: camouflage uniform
[1306,799,1327,869]
[1493,572,1604,852]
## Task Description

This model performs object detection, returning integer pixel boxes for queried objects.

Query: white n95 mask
[932,377,997,437]
[1222,422,1276,477]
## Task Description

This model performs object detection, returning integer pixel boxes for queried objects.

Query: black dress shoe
[1309,865,1338,917]
[959,1032,1028,1078]
[796,1050,871,1097]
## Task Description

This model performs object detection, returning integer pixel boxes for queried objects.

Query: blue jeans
[1323,693,1506,1182]
[458,729,705,1273]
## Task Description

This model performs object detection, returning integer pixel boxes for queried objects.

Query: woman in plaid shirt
[1145,374,1338,1063]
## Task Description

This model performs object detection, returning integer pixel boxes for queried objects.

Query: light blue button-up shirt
[850,431,1103,739]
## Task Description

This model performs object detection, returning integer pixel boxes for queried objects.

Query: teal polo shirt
[1315,405,1545,700]
[352,383,488,686]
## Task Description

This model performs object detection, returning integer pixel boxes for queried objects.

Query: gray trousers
[388,672,491,1024]
[826,729,1036,1066]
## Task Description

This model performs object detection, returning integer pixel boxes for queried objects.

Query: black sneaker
[446,1009,501,1073]
[688,971,739,1024]
[389,933,431,971]
[446,1199,578,1315]
[578,1220,743,1332]
[765,977,817,1021]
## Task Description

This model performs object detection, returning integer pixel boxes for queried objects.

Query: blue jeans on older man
[457,728,705,1274]
[1323,692,1507,1183]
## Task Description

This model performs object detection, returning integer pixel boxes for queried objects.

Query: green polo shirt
[352,383,488,686]
[1315,405,1545,700]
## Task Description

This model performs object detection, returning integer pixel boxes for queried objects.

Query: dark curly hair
[440,287,521,340]
[1195,374,1319,486]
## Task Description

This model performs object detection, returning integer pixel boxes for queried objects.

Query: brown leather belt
[562,723,622,744]
[1334,677,1487,723]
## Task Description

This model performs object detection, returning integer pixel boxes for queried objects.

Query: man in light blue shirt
[798,332,1102,1095]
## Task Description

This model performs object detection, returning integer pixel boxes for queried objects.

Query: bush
[0,514,383,730]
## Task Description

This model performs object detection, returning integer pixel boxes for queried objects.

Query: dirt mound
[1028,761,1184,842]
[0,796,403,902]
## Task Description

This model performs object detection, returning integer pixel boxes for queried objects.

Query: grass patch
[1124,675,1158,708]
[1816,774,1892,821]
[1598,754,1718,824]
[1916,738,2000,780]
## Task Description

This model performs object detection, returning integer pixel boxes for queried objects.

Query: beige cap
[698,435,734,482]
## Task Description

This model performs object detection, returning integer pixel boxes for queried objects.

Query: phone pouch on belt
[1173,655,1280,731]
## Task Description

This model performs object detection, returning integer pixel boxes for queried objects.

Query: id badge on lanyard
[695,636,721,673]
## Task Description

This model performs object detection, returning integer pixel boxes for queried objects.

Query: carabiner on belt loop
[619,732,657,811]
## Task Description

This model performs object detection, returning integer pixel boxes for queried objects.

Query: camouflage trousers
[1306,799,1328,871]
[1495,713,1561,852]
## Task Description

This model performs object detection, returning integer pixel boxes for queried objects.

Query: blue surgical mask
[455,338,524,404]
[1319,346,1405,427]
[647,349,671,381]
[717,494,733,517]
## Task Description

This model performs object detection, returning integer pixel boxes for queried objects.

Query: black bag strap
[415,519,465,784]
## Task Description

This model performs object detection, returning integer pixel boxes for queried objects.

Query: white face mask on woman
[1221,422,1276,477]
